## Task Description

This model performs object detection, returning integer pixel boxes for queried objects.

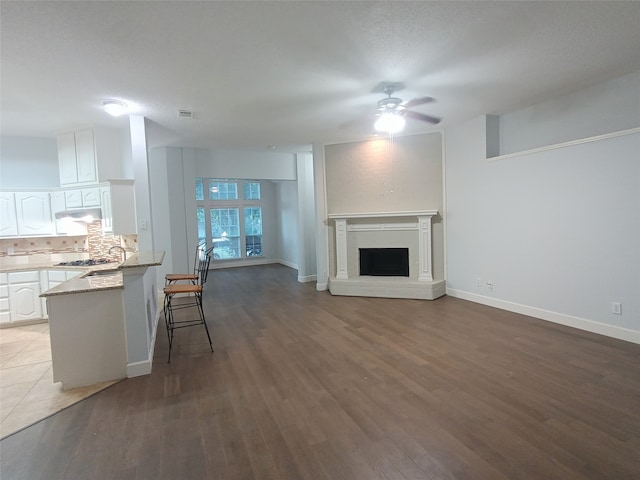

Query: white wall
[196,148,297,180]
[498,71,640,155]
[296,152,317,282]
[0,136,59,188]
[445,115,640,343]
[276,181,299,268]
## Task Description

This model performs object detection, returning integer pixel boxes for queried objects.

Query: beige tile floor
[0,322,118,439]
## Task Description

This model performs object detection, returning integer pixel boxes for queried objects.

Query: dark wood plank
[1,264,639,480]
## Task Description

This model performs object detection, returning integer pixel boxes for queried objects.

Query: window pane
[195,178,204,201]
[209,180,238,200]
[244,207,262,257]
[197,207,206,245]
[210,208,240,259]
[243,181,261,200]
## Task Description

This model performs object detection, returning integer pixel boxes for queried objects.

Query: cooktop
[55,258,115,267]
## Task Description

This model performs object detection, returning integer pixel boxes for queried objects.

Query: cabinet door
[75,128,97,183]
[15,192,54,236]
[81,187,101,207]
[9,281,43,321]
[58,132,78,185]
[64,189,83,208]
[50,191,66,213]
[0,192,18,237]
[100,186,113,232]
[0,283,9,324]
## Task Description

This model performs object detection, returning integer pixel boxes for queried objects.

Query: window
[196,178,264,260]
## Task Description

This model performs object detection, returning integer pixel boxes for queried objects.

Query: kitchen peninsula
[40,251,164,390]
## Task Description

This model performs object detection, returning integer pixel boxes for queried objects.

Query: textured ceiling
[2,1,640,153]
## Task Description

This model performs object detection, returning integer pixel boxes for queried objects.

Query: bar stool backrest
[198,249,212,286]
[193,242,206,274]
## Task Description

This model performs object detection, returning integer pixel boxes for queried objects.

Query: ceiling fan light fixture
[102,100,127,117]
[374,112,406,134]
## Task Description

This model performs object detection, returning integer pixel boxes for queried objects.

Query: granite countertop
[0,251,164,297]
[41,270,124,297]
[0,253,94,273]
[120,251,165,270]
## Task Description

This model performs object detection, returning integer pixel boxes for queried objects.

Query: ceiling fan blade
[403,96,434,108]
[405,110,441,124]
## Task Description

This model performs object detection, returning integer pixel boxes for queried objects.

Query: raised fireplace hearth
[327,210,445,300]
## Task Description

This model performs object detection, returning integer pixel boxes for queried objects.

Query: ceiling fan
[374,85,440,133]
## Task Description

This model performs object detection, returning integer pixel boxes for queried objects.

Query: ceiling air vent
[177,110,193,119]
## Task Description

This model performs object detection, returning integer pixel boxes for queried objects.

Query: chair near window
[162,248,213,362]
[165,243,211,285]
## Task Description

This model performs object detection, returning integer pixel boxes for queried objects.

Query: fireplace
[327,210,445,300]
[360,248,409,277]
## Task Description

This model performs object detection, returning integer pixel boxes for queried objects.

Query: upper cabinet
[0,192,18,237]
[58,129,96,185]
[57,127,123,186]
[15,192,54,236]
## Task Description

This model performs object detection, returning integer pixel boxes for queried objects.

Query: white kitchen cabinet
[50,190,66,213]
[58,128,97,186]
[42,270,82,317]
[15,192,54,236]
[0,273,9,324]
[0,192,18,237]
[8,271,43,322]
[58,126,123,187]
[100,186,113,232]
[81,187,101,207]
[64,188,83,208]
[64,186,101,209]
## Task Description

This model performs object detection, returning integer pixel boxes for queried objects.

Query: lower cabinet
[0,269,84,325]
[42,270,82,318]
[0,273,10,324]
[8,271,42,322]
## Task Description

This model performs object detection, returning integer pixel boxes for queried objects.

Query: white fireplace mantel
[328,210,438,284]
[328,210,438,220]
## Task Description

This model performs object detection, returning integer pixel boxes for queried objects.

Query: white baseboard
[298,274,317,283]
[127,359,152,377]
[446,288,640,345]
[316,281,328,291]
[278,259,298,270]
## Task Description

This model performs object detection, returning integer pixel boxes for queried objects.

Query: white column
[417,215,433,282]
[129,115,153,251]
[335,218,348,279]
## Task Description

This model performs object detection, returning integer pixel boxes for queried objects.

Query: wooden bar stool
[165,242,210,285]
[163,249,213,362]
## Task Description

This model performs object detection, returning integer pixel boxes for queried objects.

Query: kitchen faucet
[109,245,127,262]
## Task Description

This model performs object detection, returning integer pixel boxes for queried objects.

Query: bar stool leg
[164,293,175,363]
[196,291,213,352]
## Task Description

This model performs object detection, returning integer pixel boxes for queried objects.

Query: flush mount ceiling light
[374,112,406,134]
[102,100,127,117]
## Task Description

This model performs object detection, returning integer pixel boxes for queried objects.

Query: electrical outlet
[476,277,482,287]
[611,302,622,315]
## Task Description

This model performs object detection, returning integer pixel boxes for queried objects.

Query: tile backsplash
[0,236,87,256]
[0,221,138,260]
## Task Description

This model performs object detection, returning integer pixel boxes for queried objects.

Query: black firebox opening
[359,248,409,277]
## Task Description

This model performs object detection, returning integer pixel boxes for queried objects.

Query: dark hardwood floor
[2,264,639,479]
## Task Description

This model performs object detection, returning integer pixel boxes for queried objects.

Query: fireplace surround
[327,211,445,300]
